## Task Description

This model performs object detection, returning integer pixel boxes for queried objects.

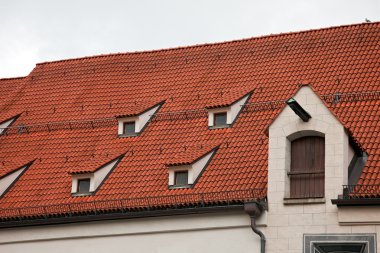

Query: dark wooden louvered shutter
[290,136,325,198]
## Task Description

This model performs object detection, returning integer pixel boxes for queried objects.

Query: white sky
[0,0,379,78]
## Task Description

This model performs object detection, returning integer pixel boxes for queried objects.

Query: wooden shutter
[290,136,325,198]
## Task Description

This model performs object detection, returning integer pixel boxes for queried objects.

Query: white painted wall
[0,166,27,196]
[0,211,265,253]
[191,150,214,183]
[338,206,380,225]
[93,159,118,189]
[267,86,380,252]
[0,117,16,135]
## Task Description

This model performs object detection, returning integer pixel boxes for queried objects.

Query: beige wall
[0,210,265,253]
[267,86,380,253]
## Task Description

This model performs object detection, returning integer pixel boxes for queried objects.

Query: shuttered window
[289,136,325,198]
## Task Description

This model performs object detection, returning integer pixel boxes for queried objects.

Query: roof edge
[0,76,26,81]
[0,204,245,229]
[35,21,380,67]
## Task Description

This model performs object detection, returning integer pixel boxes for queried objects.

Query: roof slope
[0,22,380,214]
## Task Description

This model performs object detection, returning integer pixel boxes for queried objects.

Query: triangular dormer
[166,146,219,189]
[0,162,32,197]
[70,155,124,196]
[206,92,252,129]
[117,101,164,137]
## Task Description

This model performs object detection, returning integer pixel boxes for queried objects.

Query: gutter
[244,201,266,253]
[0,204,244,229]
[331,198,380,206]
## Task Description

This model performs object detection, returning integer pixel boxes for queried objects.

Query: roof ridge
[35,21,380,66]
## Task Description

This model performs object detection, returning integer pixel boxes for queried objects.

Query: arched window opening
[289,136,325,198]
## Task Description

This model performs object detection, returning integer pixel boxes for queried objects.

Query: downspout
[244,201,266,253]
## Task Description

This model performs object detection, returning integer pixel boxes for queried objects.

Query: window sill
[208,124,231,130]
[283,197,325,205]
[71,192,94,197]
[118,133,138,138]
[168,185,192,189]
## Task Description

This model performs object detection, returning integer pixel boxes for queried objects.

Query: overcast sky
[0,0,379,78]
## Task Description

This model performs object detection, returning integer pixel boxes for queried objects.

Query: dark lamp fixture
[286,98,311,122]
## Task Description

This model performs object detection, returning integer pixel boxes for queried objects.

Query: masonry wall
[267,86,380,253]
[0,211,264,253]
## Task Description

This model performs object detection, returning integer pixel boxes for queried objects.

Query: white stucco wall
[0,211,265,253]
[267,86,380,253]
[0,166,27,196]
[0,117,16,135]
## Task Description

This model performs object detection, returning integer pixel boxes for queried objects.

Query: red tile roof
[0,22,380,217]
[165,144,220,166]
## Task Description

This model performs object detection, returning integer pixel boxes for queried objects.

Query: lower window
[304,234,376,253]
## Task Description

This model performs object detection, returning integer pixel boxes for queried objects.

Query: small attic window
[123,121,136,135]
[168,147,218,189]
[214,112,227,126]
[72,175,93,196]
[117,101,164,137]
[77,178,91,194]
[206,92,252,129]
[70,155,124,196]
[174,171,189,186]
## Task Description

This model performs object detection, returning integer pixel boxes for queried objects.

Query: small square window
[174,171,189,186]
[123,122,136,135]
[77,179,91,194]
[214,112,227,126]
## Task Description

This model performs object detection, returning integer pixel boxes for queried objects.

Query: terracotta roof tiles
[0,22,379,216]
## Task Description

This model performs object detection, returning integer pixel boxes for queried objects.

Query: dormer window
[70,155,124,196]
[117,101,163,137]
[71,174,94,196]
[206,92,251,129]
[174,171,189,186]
[123,121,136,135]
[214,112,227,126]
[167,146,218,189]
[77,178,91,194]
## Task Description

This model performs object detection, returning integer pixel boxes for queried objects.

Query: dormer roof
[165,144,220,167]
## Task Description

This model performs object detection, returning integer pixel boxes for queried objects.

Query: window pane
[124,122,135,134]
[77,179,91,193]
[175,171,188,186]
[318,243,364,253]
[214,112,227,126]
